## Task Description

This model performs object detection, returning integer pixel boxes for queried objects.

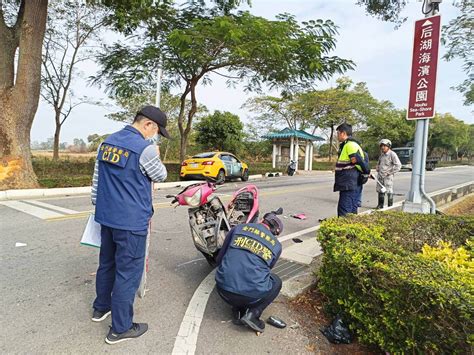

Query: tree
[246,77,399,161]
[357,106,415,158]
[243,94,310,132]
[240,122,272,161]
[356,0,407,26]
[33,137,54,150]
[458,124,474,160]
[442,0,473,106]
[69,137,87,153]
[195,111,244,153]
[93,5,354,161]
[107,90,207,161]
[292,78,376,160]
[87,133,109,152]
[0,0,241,189]
[41,0,106,161]
[429,113,470,160]
[0,0,156,189]
[0,0,48,189]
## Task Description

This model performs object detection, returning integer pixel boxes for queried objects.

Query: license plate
[191,163,199,168]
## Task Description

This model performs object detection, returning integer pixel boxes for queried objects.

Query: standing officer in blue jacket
[215,212,283,333]
[90,105,169,344]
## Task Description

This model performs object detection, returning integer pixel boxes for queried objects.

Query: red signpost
[407,14,441,120]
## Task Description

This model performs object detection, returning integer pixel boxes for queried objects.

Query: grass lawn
[31,151,343,188]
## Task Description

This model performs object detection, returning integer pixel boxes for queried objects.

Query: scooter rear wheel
[201,251,218,268]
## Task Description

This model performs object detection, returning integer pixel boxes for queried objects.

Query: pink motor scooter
[167,181,259,266]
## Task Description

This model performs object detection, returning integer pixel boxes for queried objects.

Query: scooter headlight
[184,189,202,207]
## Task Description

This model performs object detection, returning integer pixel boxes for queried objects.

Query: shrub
[317,212,474,353]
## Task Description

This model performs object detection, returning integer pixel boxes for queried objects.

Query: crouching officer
[215,211,283,333]
[90,105,169,344]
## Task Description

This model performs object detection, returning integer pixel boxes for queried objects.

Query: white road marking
[176,258,206,268]
[0,200,63,219]
[172,269,216,355]
[278,225,320,243]
[24,200,78,214]
[151,229,185,235]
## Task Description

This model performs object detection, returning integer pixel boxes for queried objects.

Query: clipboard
[80,214,102,248]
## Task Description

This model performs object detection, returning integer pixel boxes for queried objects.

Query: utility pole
[155,57,163,107]
[402,0,441,214]
[138,57,164,298]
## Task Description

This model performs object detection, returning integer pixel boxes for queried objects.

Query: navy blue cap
[263,212,283,236]
[138,105,171,139]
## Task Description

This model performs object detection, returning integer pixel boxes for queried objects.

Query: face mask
[148,133,161,144]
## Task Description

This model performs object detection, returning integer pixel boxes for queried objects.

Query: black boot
[387,193,393,207]
[241,310,265,333]
[232,308,244,325]
[376,193,385,209]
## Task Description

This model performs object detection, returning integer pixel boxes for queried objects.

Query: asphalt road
[1,166,472,353]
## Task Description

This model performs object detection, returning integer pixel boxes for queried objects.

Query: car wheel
[216,169,226,184]
[241,169,249,181]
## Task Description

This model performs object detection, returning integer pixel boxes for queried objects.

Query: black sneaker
[92,309,111,322]
[105,323,148,345]
[241,310,265,333]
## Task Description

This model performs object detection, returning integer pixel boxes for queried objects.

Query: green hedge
[317,212,474,353]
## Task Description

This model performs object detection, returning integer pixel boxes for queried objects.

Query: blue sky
[31,0,473,144]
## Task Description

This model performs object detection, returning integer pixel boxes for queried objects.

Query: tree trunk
[163,139,169,162]
[177,84,190,162]
[328,125,334,162]
[178,80,199,162]
[53,118,61,161]
[179,133,188,162]
[0,0,48,190]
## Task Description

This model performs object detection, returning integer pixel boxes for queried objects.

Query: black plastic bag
[320,315,353,344]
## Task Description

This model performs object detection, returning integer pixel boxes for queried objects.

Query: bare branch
[209,70,240,80]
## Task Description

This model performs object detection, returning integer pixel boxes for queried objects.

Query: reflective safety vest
[334,139,365,192]
[215,223,282,298]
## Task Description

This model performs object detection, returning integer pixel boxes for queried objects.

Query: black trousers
[216,273,282,318]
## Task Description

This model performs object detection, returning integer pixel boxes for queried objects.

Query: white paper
[80,214,101,248]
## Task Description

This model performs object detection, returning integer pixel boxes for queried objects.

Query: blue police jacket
[215,223,282,298]
[95,125,152,231]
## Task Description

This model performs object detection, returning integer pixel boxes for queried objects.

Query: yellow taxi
[180,152,249,183]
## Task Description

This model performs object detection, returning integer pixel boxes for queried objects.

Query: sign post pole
[403,0,441,214]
